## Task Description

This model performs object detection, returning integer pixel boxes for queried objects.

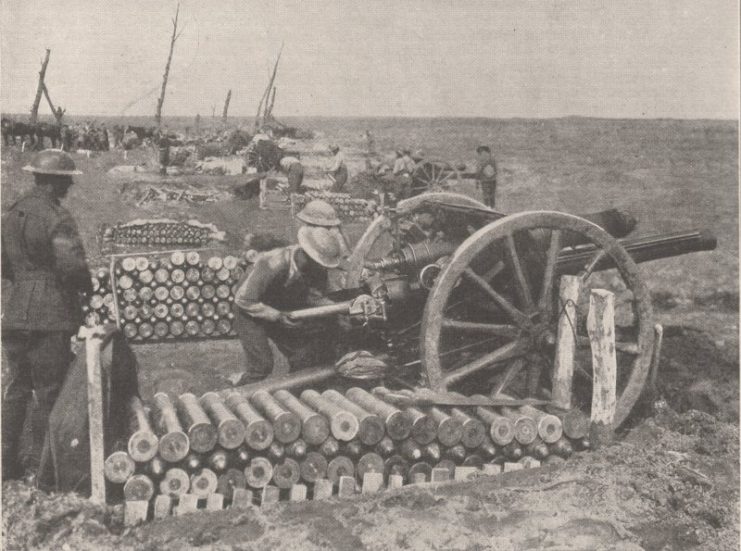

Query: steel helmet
[23,149,82,176]
[296,199,341,227]
[297,226,341,268]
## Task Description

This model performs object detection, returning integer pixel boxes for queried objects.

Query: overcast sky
[1,0,738,119]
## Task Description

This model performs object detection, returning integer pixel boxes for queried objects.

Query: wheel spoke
[463,268,533,329]
[443,339,526,386]
[491,358,525,396]
[580,249,608,282]
[505,234,535,311]
[538,229,562,313]
[442,319,519,338]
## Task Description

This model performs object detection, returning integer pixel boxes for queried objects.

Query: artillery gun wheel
[411,160,461,195]
[344,192,490,288]
[420,211,654,427]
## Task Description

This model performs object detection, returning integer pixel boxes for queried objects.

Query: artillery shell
[342,439,363,459]
[245,457,274,488]
[399,439,423,462]
[408,461,432,482]
[200,392,246,450]
[154,322,169,338]
[384,455,409,481]
[104,451,135,484]
[322,389,384,446]
[178,393,219,453]
[207,256,223,271]
[184,452,203,472]
[170,321,185,336]
[273,389,330,446]
[251,390,302,444]
[470,395,516,446]
[327,455,355,485]
[234,444,251,466]
[124,474,155,502]
[159,468,190,497]
[138,322,154,339]
[375,436,396,457]
[190,468,218,497]
[148,456,166,479]
[427,407,463,447]
[450,408,486,449]
[357,452,385,481]
[548,437,574,459]
[346,387,411,441]
[405,407,437,446]
[444,444,467,464]
[521,406,562,444]
[501,441,523,461]
[559,409,589,439]
[153,392,190,463]
[318,436,340,458]
[135,256,149,272]
[208,449,230,473]
[462,454,484,468]
[267,441,286,462]
[128,396,159,462]
[286,438,308,460]
[272,458,301,489]
[478,438,499,460]
[499,405,538,445]
[300,452,328,483]
[121,257,137,272]
[217,468,247,501]
[225,392,274,450]
[574,437,591,451]
[422,442,442,463]
[301,389,358,442]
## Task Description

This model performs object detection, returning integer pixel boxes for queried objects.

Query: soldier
[2,150,92,481]
[279,155,305,195]
[232,226,343,384]
[326,145,348,191]
[296,199,351,257]
[475,145,498,208]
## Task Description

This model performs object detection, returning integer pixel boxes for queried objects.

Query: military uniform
[476,159,498,208]
[1,186,91,478]
[233,245,337,381]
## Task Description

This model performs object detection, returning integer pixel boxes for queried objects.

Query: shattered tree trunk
[266,87,277,119]
[254,43,283,131]
[154,4,181,129]
[222,89,232,127]
[30,49,51,124]
[42,83,63,123]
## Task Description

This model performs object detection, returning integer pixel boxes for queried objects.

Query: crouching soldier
[232,226,344,384]
[2,150,92,481]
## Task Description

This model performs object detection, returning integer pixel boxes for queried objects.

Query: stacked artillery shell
[81,267,117,326]
[106,386,588,510]
[103,221,213,247]
[113,250,246,342]
[298,191,380,222]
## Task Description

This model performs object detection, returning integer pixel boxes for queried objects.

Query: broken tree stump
[587,289,617,448]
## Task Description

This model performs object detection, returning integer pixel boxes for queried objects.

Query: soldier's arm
[50,215,93,294]
[233,255,282,322]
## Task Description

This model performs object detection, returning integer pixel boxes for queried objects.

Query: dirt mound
[3,410,737,550]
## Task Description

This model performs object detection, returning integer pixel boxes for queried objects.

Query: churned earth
[1,116,738,550]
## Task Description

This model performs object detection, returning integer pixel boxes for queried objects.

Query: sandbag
[37,326,139,495]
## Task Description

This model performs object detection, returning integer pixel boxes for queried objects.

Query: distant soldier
[475,145,498,208]
[327,145,348,191]
[279,155,305,195]
[2,150,92,481]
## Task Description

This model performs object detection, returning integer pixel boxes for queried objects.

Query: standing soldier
[1,150,92,481]
[326,145,348,191]
[475,145,498,208]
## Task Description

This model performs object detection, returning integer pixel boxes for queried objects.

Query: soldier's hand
[279,313,302,329]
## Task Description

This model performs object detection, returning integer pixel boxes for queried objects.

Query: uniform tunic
[279,156,304,194]
[233,246,336,380]
[476,159,498,207]
[1,186,92,478]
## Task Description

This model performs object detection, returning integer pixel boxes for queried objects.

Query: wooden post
[552,275,581,410]
[154,3,182,129]
[587,289,617,448]
[82,326,107,505]
[648,324,664,394]
[30,49,51,124]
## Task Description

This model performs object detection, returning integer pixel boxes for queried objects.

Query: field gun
[275,192,716,427]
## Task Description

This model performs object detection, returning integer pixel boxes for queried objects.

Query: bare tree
[30,49,51,124]
[254,42,284,130]
[222,89,232,128]
[154,3,183,129]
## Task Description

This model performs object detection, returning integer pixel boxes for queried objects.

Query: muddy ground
[1,117,738,550]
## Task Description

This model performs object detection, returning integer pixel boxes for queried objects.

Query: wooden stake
[552,275,581,410]
[82,326,106,505]
[30,49,51,124]
[289,484,307,502]
[221,89,232,127]
[124,501,149,526]
[361,472,383,494]
[587,289,617,448]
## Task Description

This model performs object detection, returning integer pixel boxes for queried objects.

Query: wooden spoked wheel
[420,211,654,427]
[344,192,490,288]
[411,161,461,194]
